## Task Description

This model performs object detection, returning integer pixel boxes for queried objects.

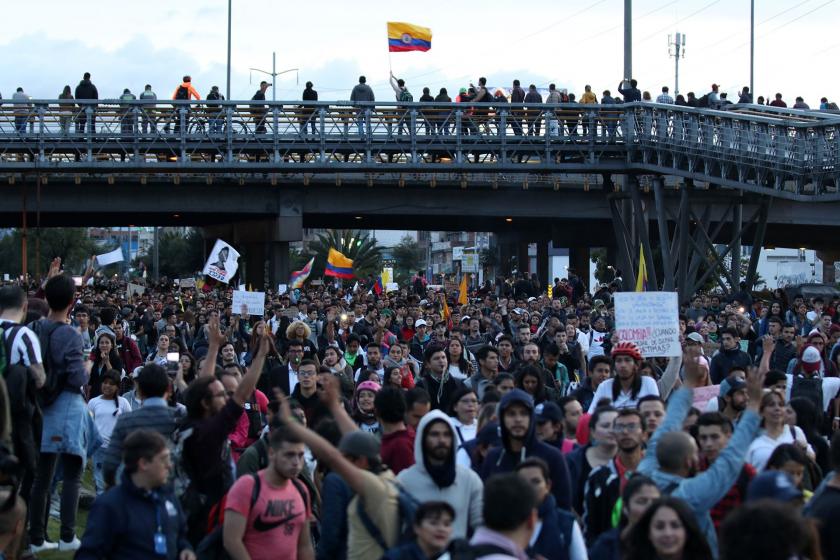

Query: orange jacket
[171,83,201,101]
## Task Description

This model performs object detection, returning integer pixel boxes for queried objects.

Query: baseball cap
[535,402,562,423]
[527,297,537,303]
[415,319,428,327]
[746,471,802,503]
[338,431,380,461]
[686,332,704,344]
[801,346,822,374]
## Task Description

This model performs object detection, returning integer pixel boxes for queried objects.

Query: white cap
[415,319,428,327]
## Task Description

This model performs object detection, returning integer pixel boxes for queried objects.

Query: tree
[0,228,101,277]
[392,236,424,283]
[134,228,205,279]
[309,229,382,280]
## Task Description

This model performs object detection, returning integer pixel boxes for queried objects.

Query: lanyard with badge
[152,492,167,556]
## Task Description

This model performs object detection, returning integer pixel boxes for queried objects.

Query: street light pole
[624,0,632,82]
[249,53,298,102]
[226,0,232,100]
[669,33,686,95]
[750,0,755,99]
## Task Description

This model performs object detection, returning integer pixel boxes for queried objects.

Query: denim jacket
[638,387,760,558]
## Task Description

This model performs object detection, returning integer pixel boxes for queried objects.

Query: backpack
[446,539,528,560]
[356,479,419,550]
[28,319,67,407]
[0,324,42,470]
[175,86,190,101]
[196,473,310,560]
[790,376,824,414]
[399,90,414,103]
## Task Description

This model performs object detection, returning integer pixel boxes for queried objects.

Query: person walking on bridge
[139,84,157,135]
[300,81,318,136]
[171,75,200,134]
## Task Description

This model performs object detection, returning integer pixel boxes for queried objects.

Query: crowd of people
[2,72,837,139]
[0,260,840,560]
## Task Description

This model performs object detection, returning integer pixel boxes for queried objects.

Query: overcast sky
[2,0,837,104]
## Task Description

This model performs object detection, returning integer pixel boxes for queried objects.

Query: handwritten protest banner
[614,292,681,357]
[232,290,266,317]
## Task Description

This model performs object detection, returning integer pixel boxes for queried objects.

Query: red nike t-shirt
[225,470,311,560]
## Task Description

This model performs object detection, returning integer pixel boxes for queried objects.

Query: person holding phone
[88,332,124,399]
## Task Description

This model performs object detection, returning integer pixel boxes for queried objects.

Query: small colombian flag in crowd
[325,248,355,279]
[387,22,432,52]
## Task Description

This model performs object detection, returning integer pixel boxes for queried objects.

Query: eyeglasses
[613,423,641,433]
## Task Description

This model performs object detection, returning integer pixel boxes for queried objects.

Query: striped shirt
[0,319,42,367]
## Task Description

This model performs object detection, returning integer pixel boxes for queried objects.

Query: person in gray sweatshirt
[396,409,484,539]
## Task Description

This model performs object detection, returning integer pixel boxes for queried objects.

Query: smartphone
[166,352,180,375]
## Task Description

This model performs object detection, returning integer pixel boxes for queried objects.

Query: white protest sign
[179,278,196,288]
[2,274,9,281]
[278,284,288,295]
[127,283,145,296]
[386,282,399,292]
[232,290,266,317]
[452,247,464,261]
[96,248,124,267]
[614,291,681,357]
[202,239,240,283]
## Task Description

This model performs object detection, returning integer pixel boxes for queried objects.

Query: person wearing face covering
[397,410,484,539]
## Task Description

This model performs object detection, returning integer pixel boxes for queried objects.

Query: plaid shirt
[700,458,756,530]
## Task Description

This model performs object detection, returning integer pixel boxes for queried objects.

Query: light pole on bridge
[249,52,298,102]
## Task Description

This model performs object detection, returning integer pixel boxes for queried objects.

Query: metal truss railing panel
[1,100,838,199]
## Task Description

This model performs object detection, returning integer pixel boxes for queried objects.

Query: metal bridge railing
[0,99,838,199]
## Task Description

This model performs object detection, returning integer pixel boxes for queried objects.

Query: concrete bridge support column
[537,242,549,290]
[269,196,304,291]
[568,247,590,289]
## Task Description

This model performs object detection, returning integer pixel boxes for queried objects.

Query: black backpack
[28,319,68,407]
[447,539,531,560]
[791,376,824,416]
[175,86,190,101]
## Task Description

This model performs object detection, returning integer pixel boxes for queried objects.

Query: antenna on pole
[668,32,686,95]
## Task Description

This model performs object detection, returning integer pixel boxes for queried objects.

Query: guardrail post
[133,106,140,161]
[273,106,280,163]
[499,109,507,164]
[225,105,234,163]
[455,110,463,164]
[319,107,326,163]
[410,108,418,164]
[179,106,187,162]
[86,106,93,162]
[37,104,46,161]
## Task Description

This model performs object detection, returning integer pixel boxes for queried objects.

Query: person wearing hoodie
[515,458,587,560]
[709,328,752,384]
[397,409,484,539]
[416,345,463,413]
[479,388,572,510]
[74,72,98,134]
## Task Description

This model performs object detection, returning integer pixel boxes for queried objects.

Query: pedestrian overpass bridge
[1,99,838,293]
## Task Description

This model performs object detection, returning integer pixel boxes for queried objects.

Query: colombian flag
[635,245,648,292]
[373,276,384,295]
[388,22,432,52]
[325,248,355,279]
